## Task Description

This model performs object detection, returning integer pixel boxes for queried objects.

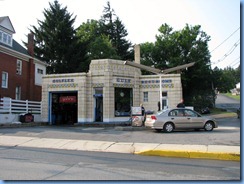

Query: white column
[159,75,162,110]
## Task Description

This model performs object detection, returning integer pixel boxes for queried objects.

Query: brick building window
[15,86,21,100]
[37,68,43,74]
[0,31,12,46]
[1,72,8,88]
[16,60,22,75]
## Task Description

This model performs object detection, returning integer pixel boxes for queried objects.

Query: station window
[114,88,133,117]
[143,92,148,102]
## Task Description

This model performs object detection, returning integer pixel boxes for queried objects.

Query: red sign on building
[59,96,77,103]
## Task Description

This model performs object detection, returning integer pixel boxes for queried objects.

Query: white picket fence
[0,97,41,114]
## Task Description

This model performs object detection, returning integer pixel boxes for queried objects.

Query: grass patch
[210,108,228,114]
[223,93,240,101]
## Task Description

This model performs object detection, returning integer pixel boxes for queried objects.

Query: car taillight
[151,115,157,120]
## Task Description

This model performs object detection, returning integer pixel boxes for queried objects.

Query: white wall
[35,63,46,86]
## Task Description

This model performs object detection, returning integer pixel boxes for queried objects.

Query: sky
[0,0,241,69]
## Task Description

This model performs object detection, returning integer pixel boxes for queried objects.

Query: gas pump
[131,106,145,127]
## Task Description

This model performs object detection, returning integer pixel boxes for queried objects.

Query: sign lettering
[59,96,77,103]
[116,78,131,83]
[52,79,74,83]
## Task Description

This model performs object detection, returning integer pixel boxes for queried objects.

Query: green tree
[76,19,120,65]
[28,0,85,74]
[113,17,132,60]
[234,64,241,83]
[140,24,214,110]
[213,66,238,93]
[99,1,116,40]
[89,35,119,59]
[140,42,156,74]
[99,1,132,60]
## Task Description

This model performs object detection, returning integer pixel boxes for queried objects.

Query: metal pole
[159,75,162,110]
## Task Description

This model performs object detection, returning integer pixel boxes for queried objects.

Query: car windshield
[156,109,168,116]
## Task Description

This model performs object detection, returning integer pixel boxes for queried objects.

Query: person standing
[140,103,146,125]
[177,99,185,108]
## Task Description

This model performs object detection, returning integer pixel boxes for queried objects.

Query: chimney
[27,33,34,57]
[134,44,140,64]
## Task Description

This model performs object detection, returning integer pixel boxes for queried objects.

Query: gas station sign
[59,96,77,103]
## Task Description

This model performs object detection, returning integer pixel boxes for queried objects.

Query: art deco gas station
[41,45,194,125]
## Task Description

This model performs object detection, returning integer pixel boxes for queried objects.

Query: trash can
[19,113,34,123]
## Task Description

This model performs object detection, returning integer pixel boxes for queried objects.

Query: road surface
[0,146,240,180]
[215,94,240,112]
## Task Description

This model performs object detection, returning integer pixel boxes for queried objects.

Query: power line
[229,57,240,65]
[211,39,240,65]
[210,27,240,53]
[231,61,240,68]
[220,57,240,68]
[228,57,240,68]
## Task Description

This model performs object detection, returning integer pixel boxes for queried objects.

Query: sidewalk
[0,134,240,161]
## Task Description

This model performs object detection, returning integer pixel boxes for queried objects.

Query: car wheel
[163,122,174,133]
[204,121,214,131]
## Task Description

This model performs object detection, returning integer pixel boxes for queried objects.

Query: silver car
[145,108,218,133]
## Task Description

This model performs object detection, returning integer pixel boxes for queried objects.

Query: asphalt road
[215,94,240,112]
[0,146,240,180]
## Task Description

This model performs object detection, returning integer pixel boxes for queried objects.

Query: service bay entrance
[50,92,78,125]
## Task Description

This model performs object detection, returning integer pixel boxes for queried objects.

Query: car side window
[169,110,178,116]
[169,109,184,117]
[184,109,197,117]
[177,109,184,116]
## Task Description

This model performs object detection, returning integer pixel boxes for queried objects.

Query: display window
[114,88,133,117]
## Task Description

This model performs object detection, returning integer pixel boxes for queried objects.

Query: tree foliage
[28,0,86,74]
[141,24,215,109]
[76,1,132,68]
[76,19,120,66]
[212,66,240,93]
[26,0,239,108]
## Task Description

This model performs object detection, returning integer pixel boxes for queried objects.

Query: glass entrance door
[94,88,103,122]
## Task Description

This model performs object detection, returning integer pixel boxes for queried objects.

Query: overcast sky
[0,0,240,69]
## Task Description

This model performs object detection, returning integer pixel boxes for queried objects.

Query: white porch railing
[0,97,41,114]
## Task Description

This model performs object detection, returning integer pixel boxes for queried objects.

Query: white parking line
[218,127,239,130]
[82,128,105,131]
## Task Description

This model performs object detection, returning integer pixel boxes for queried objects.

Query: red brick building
[0,16,46,101]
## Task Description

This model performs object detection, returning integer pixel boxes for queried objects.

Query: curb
[0,122,47,128]
[210,113,237,119]
[114,126,146,131]
[0,135,240,161]
[136,150,240,161]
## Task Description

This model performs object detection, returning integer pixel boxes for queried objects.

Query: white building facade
[41,59,182,125]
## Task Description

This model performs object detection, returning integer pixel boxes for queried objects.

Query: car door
[183,109,203,128]
[168,109,189,129]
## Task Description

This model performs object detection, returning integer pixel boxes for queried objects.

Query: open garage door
[51,92,78,125]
